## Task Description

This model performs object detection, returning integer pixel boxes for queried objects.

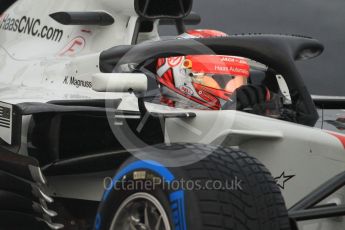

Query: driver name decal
[63,76,92,89]
[0,14,63,42]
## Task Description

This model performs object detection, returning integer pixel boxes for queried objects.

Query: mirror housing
[92,73,148,93]
[135,0,193,20]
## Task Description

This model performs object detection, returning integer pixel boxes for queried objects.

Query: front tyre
[109,192,171,230]
[95,144,291,230]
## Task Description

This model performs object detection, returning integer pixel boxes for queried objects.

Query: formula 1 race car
[1,0,345,230]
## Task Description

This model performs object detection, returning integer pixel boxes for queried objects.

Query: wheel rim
[110,192,171,230]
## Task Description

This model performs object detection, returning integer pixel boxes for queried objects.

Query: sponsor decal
[214,65,250,77]
[0,14,63,42]
[274,172,295,189]
[179,85,193,96]
[186,55,250,77]
[59,36,85,56]
[170,190,187,230]
[63,76,92,89]
[220,56,248,65]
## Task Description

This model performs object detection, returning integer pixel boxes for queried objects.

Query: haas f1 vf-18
[0,0,345,230]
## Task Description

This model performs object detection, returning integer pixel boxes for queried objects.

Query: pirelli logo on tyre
[0,14,64,42]
[0,102,12,145]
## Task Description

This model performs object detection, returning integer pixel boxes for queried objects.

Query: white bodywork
[1,1,345,229]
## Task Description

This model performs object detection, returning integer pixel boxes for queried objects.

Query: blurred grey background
[160,0,345,96]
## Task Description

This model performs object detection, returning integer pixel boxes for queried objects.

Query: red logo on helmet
[168,56,183,67]
[180,85,194,95]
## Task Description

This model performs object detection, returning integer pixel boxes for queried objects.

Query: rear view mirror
[92,73,148,93]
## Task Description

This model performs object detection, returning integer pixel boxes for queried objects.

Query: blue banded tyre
[94,144,291,230]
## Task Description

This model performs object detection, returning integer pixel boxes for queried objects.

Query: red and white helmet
[156,29,250,109]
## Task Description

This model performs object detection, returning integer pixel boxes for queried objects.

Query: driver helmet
[156,29,250,110]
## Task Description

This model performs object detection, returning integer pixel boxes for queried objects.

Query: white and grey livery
[0,1,345,230]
